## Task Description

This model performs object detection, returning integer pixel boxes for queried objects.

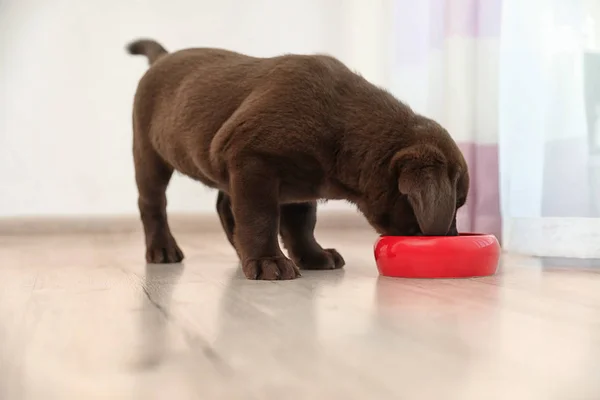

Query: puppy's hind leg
[134,141,183,264]
[216,190,239,258]
[280,202,345,270]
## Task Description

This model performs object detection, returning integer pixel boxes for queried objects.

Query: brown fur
[126,38,469,280]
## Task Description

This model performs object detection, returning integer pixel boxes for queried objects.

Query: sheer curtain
[388,0,600,258]
[500,0,600,257]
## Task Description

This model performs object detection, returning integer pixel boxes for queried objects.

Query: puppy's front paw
[146,235,184,264]
[243,257,301,280]
[294,248,345,270]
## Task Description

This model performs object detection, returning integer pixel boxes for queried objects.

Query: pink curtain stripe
[457,143,502,240]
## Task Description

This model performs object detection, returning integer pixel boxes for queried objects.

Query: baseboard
[0,211,373,236]
[503,217,600,258]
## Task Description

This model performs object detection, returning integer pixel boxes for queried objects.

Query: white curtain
[500,0,600,257]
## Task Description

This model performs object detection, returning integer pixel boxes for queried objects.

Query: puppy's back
[132,46,355,135]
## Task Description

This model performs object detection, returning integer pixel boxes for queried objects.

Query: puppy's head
[360,123,469,236]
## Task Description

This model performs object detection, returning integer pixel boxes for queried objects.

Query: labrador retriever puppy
[126,39,469,280]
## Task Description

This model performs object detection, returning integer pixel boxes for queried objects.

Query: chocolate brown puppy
[127,39,469,280]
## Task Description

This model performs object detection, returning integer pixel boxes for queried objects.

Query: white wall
[0,0,392,217]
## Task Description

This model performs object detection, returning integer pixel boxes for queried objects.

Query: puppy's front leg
[229,159,301,280]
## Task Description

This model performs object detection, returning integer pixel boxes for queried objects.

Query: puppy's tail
[126,39,168,65]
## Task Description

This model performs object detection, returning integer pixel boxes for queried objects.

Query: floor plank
[0,230,599,400]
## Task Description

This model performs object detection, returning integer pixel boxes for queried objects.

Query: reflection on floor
[0,230,599,400]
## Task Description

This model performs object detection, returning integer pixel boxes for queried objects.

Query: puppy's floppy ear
[393,144,455,236]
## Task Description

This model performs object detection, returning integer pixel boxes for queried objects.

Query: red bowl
[374,233,500,278]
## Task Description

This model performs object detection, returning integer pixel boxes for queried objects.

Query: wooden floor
[1,229,599,400]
